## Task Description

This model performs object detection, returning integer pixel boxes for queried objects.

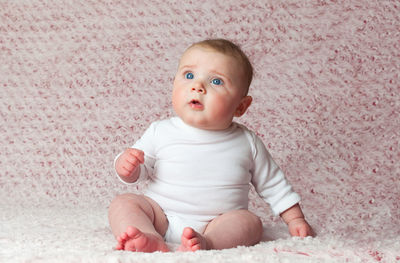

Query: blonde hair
[188,39,253,95]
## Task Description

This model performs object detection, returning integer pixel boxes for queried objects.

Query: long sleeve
[250,133,300,216]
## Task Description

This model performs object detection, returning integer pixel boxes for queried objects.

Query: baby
[108,39,313,252]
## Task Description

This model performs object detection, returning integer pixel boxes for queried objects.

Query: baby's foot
[116,226,169,252]
[178,227,208,252]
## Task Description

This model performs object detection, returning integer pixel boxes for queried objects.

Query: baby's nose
[191,82,206,94]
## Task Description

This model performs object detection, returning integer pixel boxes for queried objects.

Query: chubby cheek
[171,87,184,112]
[208,97,236,121]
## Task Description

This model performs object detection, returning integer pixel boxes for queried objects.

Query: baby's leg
[108,193,169,252]
[179,209,262,251]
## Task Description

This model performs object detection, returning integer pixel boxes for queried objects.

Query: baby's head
[186,39,253,96]
[172,39,253,130]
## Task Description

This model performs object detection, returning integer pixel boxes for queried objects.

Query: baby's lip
[189,99,204,109]
[189,99,202,105]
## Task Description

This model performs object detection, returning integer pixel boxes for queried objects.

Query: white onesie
[117,117,300,243]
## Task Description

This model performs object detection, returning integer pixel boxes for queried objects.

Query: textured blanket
[1,0,399,262]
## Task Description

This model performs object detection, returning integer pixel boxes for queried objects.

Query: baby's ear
[235,96,252,117]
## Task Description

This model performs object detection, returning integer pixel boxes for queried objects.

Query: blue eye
[185,72,194,79]
[211,78,223,85]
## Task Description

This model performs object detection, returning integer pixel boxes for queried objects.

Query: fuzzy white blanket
[1,0,399,262]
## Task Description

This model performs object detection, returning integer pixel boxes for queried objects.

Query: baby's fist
[115,148,144,178]
[288,218,313,237]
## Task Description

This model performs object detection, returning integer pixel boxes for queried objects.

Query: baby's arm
[115,148,144,184]
[280,203,313,237]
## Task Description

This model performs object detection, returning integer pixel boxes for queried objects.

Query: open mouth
[190,99,201,105]
[189,99,203,109]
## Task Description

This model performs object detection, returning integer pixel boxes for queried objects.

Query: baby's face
[172,46,250,130]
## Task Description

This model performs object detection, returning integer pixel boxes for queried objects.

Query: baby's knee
[236,210,263,240]
[241,210,262,229]
[251,212,262,229]
[109,193,141,210]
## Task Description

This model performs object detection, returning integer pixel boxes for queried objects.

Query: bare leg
[108,193,169,252]
[179,210,262,251]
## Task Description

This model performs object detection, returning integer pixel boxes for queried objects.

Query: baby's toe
[115,243,124,250]
[191,244,201,251]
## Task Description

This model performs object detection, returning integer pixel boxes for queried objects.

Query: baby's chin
[181,117,232,131]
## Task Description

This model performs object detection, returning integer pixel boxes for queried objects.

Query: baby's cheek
[210,97,233,114]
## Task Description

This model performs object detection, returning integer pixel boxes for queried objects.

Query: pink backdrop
[1,0,399,261]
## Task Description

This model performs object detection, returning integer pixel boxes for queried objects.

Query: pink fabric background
[1,0,399,261]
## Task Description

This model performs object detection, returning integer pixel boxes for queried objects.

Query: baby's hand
[115,148,144,178]
[287,218,313,237]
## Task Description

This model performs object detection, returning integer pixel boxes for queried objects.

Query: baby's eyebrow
[209,70,228,79]
[179,65,196,71]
